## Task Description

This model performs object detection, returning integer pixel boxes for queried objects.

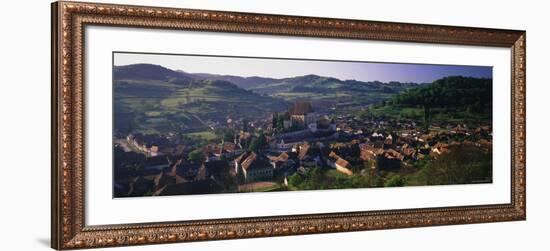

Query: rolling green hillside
[114,65,286,136]
[364,76,492,125]
[248,74,418,110]
[175,70,418,109]
[114,63,456,137]
[181,71,278,90]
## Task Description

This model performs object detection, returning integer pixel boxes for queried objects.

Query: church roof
[289,101,313,115]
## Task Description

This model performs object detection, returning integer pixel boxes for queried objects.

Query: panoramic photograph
[112,52,493,198]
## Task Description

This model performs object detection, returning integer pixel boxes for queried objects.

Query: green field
[114,78,287,136]
[186,131,218,141]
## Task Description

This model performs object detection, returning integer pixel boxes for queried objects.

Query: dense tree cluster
[389,76,492,113]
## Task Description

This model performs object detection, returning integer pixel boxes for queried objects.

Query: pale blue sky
[114,52,492,83]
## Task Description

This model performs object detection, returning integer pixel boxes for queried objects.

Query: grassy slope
[114,79,286,136]
[249,77,413,106]
[366,76,492,124]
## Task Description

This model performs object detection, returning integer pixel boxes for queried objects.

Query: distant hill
[245,74,418,110]
[112,63,428,135]
[178,69,419,109]
[113,64,287,135]
[177,71,278,90]
[114,64,192,81]
[249,74,418,95]
[174,69,419,96]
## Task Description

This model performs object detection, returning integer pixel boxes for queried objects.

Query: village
[113,101,493,197]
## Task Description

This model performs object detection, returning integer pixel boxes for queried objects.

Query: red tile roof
[241,152,272,171]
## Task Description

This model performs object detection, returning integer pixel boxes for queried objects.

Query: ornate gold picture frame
[51,1,526,249]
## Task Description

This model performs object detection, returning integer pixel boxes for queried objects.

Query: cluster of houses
[113,151,229,197]
[115,101,493,197]
[114,137,356,197]
[203,141,245,160]
[126,133,169,156]
[126,133,192,157]
[357,126,492,169]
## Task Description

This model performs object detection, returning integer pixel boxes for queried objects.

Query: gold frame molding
[51,1,526,250]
